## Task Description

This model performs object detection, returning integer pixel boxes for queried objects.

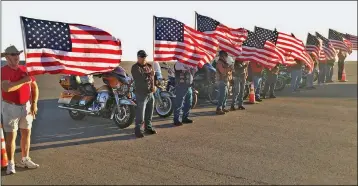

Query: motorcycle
[57,66,136,129]
[162,64,198,109]
[127,73,175,118]
[192,63,221,105]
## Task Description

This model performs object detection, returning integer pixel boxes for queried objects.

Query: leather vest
[174,64,193,86]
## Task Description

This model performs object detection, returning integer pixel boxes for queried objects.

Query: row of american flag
[20,14,357,76]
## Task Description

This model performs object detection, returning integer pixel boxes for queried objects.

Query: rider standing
[131,50,157,138]
[215,50,233,115]
[173,62,197,126]
[230,59,248,110]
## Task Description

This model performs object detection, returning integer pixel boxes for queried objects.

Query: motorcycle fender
[119,99,137,106]
[160,91,175,98]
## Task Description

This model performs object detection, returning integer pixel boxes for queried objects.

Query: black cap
[137,50,148,58]
[218,50,228,57]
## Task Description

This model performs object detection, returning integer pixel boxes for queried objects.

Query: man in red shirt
[1,45,39,175]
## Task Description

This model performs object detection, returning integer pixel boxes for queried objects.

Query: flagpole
[194,11,197,30]
[19,16,28,65]
[153,16,155,62]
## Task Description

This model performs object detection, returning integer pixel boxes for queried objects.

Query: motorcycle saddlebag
[58,90,82,105]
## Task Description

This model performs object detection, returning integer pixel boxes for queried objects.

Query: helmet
[113,66,127,77]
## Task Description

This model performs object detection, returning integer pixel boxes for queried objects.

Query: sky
[1,1,357,61]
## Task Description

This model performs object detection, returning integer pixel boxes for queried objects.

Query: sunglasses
[8,53,20,56]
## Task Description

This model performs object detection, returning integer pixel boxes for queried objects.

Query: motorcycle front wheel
[207,85,219,105]
[191,92,198,109]
[113,105,135,129]
[243,85,250,100]
[155,96,174,118]
[274,77,286,91]
[313,70,319,82]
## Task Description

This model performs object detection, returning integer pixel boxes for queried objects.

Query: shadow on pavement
[275,83,357,99]
[12,82,356,152]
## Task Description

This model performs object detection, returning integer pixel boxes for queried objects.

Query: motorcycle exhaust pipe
[58,105,94,113]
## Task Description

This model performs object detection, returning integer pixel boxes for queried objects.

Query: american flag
[254,27,308,66]
[195,12,247,57]
[315,32,336,60]
[20,16,121,76]
[306,33,321,59]
[237,30,285,69]
[318,48,327,62]
[344,33,357,51]
[153,16,219,68]
[328,29,352,53]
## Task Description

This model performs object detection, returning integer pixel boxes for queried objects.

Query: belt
[2,100,26,106]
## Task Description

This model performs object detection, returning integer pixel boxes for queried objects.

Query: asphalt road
[1,62,357,185]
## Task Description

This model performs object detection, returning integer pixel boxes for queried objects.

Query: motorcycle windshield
[203,63,216,73]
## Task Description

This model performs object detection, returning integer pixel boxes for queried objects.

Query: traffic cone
[340,67,347,82]
[245,83,256,104]
[1,124,8,170]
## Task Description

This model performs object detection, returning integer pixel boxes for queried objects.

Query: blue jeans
[253,76,262,99]
[217,81,228,110]
[318,63,327,84]
[135,93,155,131]
[306,70,314,87]
[290,69,302,92]
[174,84,192,123]
[326,65,334,81]
[263,74,278,96]
[231,77,245,107]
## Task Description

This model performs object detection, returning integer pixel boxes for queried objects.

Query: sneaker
[238,106,246,110]
[16,157,39,169]
[6,162,16,175]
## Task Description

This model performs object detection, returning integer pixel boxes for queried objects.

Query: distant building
[1,60,26,67]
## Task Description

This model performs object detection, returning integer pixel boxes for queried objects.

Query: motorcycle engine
[89,91,110,111]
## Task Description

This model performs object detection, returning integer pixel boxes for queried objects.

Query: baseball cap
[137,50,148,58]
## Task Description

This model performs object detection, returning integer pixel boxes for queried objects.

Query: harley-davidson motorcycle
[57,66,136,129]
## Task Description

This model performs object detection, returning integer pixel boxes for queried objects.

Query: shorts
[1,101,33,132]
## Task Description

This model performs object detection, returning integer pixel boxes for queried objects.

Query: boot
[216,109,225,115]
[230,105,236,111]
[222,108,230,113]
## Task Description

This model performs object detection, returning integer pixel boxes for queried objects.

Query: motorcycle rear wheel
[68,110,86,120]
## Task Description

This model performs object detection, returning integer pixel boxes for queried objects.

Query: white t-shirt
[152,61,163,79]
